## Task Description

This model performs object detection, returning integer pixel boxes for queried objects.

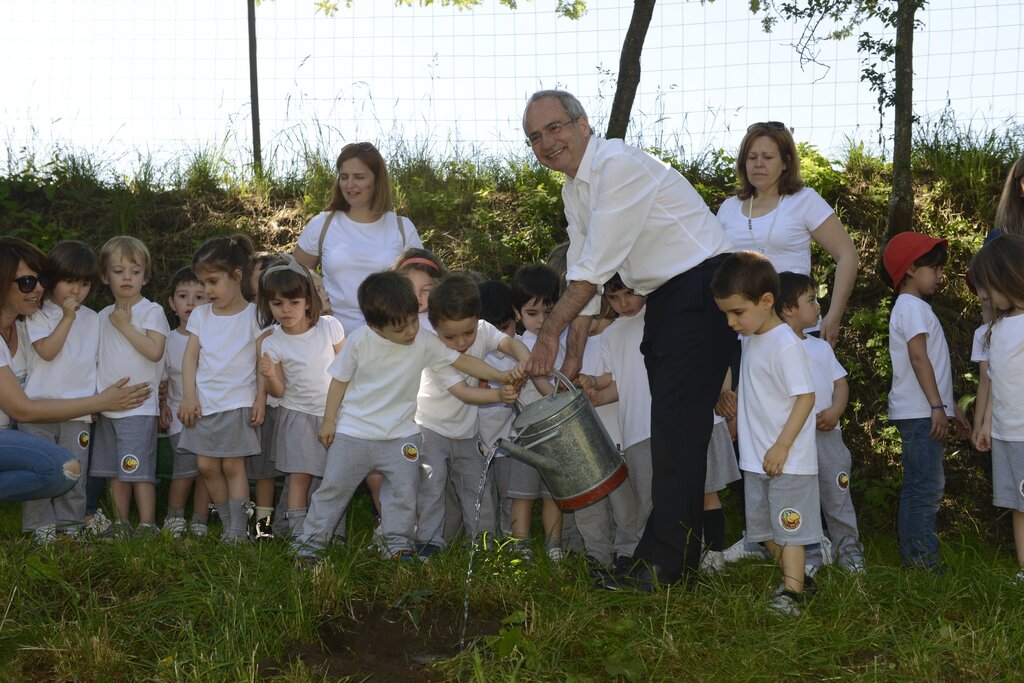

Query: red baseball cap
[882,231,948,291]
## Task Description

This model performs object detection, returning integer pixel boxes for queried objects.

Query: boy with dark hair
[413,274,530,556]
[507,264,564,560]
[776,271,864,574]
[880,232,970,570]
[711,251,819,616]
[293,271,521,561]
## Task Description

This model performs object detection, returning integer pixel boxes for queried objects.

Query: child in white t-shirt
[970,321,991,440]
[21,241,100,541]
[414,273,528,556]
[178,234,266,543]
[158,267,212,537]
[257,256,345,538]
[777,272,865,573]
[293,271,521,561]
[712,251,819,616]
[881,231,971,570]
[969,234,1024,581]
[92,236,169,539]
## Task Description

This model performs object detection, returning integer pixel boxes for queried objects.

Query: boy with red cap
[881,231,971,571]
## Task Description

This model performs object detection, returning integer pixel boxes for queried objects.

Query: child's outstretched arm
[32,298,79,361]
[178,334,202,428]
[448,380,518,405]
[906,333,948,442]
[319,378,348,448]
[109,304,166,362]
[452,353,524,386]
[763,392,815,477]
[816,377,849,431]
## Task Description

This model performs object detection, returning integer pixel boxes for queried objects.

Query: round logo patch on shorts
[401,443,419,462]
[77,431,90,449]
[1019,479,1024,499]
[120,454,140,474]
[779,508,802,532]
[836,471,850,491]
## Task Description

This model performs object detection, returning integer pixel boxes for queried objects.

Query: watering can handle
[513,369,581,415]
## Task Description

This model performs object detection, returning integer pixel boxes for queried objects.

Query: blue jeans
[893,418,945,567]
[0,428,80,503]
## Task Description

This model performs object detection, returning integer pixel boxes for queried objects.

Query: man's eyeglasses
[747,121,789,132]
[526,119,578,147]
[12,275,48,293]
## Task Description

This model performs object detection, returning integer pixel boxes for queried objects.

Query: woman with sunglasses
[0,237,150,504]
[716,122,859,345]
[293,142,423,336]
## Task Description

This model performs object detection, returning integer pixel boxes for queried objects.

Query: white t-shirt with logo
[97,298,169,418]
[329,325,459,440]
[25,300,100,422]
[887,294,954,420]
[738,324,817,475]
[262,316,345,416]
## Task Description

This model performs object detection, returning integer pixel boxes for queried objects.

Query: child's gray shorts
[178,407,261,458]
[90,415,158,483]
[274,407,328,477]
[992,439,1024,512]
[744,471,822,546]
[168,432,199,479]
[706,420,741,493]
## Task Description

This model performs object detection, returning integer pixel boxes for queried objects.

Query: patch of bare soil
[262,602,500,681]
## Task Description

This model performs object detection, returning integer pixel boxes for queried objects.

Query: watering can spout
[495,437,543,469]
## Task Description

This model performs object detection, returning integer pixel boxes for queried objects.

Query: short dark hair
[428,273,481,327]
[511,264,560,311]
[257,261,323,329]
[604,273,630,293]
[774,272,817,315]
[878,243,948,290]
[392,247,446,280]
[710,251,779,303]
[43,240,99,296]
[479,280,514,328]
[358,270,419,329]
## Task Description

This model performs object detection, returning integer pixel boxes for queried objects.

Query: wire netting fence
[2,0,1022,173]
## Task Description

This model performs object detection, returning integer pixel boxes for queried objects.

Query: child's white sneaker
[547,546,564,562]
[189,522,209,537]
[162,516,187,538]
[722,531,772,563]
[32,525,57,546]
[700,549,726,573]
[768,591,802,617]
[1013,568,1024,585]
[84,510,112,536]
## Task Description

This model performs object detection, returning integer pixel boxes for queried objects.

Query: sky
[2,0,1021,175]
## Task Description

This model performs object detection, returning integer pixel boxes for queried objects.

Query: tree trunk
[886,0,919,238]
[606,0,657,140]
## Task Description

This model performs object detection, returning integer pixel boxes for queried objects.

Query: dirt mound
[263,601,500,681]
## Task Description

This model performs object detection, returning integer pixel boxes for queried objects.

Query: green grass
[2,493,1022,681]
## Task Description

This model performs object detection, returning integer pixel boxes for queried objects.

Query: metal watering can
[496,370,628,510]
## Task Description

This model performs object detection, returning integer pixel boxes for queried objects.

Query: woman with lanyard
[716,122,859,344]
[0,237,149,504]
[293,142,423,336]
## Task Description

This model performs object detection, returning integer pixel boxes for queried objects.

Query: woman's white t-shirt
[737,324,817,475]
[0,324,30,429]
[716,187,835,275]
[887,294,954,420]
[987,314,1024,441]
[24,300,100,422]
[296,211,422,336]
[262,316,345,416]
[186,303,262,414]
[97,298,169,418]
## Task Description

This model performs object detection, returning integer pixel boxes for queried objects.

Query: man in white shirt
[521,90,735,590]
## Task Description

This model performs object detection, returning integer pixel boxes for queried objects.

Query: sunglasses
[747,121,789,132]
[12,274,48,293]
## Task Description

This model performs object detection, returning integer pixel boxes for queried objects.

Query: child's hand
[259,352,275,379]
[109,303,132,331]
[507,362,528,384]
[973,425,992,452]
[762,443,789,477]
[815,408,840,432]
[953,403,972,441]
[318,419,336,448]
[715,389,737,420]
[929,407,949,443]
[178,397,201,429]
[575,373,595,394]
[158,403,172,430]
[60,297,79,319]
[498,384,519,404]
[250,400,265,428]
